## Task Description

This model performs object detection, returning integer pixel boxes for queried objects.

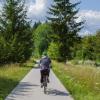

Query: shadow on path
[47,88,69,96]
[34,66,40,69]
[6,82,40,100]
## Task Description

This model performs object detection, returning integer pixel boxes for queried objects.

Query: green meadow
[0,64,31,100]
[53,61,100,100]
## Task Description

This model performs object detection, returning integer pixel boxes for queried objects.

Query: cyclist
[39,53,51,88]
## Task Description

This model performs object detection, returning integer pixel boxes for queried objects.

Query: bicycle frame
[43,74,48,94]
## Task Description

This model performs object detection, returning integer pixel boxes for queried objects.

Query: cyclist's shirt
[40,56,51,71]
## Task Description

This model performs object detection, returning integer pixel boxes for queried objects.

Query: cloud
[0,0,53,23]
[0,0,3,9]
[71,0,80,3]
[78,10,100,25]
[0,0,100,36]
[78,30,93,36]
[27,0,53,23]
[77,10,100,35]
[28,0,47,16]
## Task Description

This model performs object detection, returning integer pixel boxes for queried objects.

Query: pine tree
[0,0,33,63]
[32,21,41,31]
[47,0,83,61]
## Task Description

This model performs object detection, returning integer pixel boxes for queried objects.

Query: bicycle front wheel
[44,85,47,94]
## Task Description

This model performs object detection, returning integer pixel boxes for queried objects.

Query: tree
[0,0,33,63]
[73,34,99,61]
[48,42,61,60]
[71,31,100,62]
[95,31,100,61]
[81,36,96,60]
[32,21,41,31]
[33,23,53,57]
[47,0,83,61]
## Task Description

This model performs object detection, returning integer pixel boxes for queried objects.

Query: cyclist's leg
[40,70,44,88]
[47,70,50,83]
[40,70,42,83]
[48,69,50,76]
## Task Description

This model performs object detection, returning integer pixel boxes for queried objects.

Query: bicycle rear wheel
[43,75,47,94]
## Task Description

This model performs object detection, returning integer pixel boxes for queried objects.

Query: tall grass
[53,61,100,100]
[0,64,31,100]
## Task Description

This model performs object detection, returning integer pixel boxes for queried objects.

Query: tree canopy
[0,0,33,64]
[33,23,53,57]
[47,0,83,61]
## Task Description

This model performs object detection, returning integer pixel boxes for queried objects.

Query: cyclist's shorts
[41,69,49,76]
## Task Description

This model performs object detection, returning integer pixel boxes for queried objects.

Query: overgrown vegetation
[0,64,31,100]
[48,42,61,60]
[72,31,100,63]
[53,61,100,100]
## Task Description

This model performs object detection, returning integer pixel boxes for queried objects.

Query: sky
[26,0,100,35]
[77,0,100,35]
[0,0,100,35]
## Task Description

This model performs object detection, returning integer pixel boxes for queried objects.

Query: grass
[52,61,100,100]
[0,63,32,100]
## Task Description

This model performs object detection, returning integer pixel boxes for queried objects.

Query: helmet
[42,51,47,57]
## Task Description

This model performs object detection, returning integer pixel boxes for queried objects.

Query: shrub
[48,42,61,60]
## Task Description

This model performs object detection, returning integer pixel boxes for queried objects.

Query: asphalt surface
[5,68,74,100]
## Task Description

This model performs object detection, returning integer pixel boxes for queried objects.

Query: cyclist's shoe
[41,83,43,88]
[47,78,50,83]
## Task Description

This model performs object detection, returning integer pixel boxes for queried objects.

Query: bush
[75,50,83,60]
[48,42,61,60]
[70,60,79,65]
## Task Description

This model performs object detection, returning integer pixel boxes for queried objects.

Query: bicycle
[42,73,48,94]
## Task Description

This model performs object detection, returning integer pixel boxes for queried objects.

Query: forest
[0,0,99,65]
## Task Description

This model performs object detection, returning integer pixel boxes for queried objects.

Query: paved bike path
[5,68,74,100]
